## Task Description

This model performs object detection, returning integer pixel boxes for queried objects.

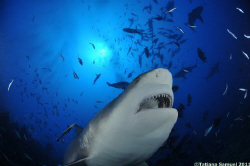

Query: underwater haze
[1,0,250,165]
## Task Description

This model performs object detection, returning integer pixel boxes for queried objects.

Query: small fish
[24,134,28,141]
[78,55,83,65]
[93,74,101,84]
[239,88,247,91]
[60,55,65,61]
[96,100,102,103]
[223,83,228,95]
[15,130,21,139]
[144,47,150,58]
[165,7,177,13]
[154,15,164,21]
[244,91,248,99]
[226,112,230,118]
[42,68,52,72]
[128,72,133,78]
[188,24,196,28]
[242,51,249,59]
[174,42,180,47]
[172,86,179,92]
[73,71,79,79]
[205,125,213,137]
[193,131,196,135]
[8,79,14,91]
[236,7,244,13]
[187,94,192,106]
[106,81,129,90]
[197,48,207,63]
[57,124,76,142]
[229,53,232,60]
[234,117,243,121]
[24,153,33,161]
[244,34,250,38]
[176,27,184,34]
[183,69,189,73]
[89,43,96,49]
[227,29,237,39]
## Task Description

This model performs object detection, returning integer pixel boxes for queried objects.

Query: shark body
[63,68,178,166]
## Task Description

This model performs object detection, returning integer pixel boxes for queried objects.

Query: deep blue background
[1,0,250,165]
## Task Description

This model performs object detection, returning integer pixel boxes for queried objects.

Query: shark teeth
[137,93,172,113]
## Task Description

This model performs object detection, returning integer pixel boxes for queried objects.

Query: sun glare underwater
[1,0,250,166]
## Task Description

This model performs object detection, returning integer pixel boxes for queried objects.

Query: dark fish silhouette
[174,69,189,79]
[174,42,180,47]
[187,94,192,106]
[139,53,142,68]
[123,28,144,35]
[197,48,207,63]
[205,62,219,80]
[78,55,83,66]
[127,71,133,78]
[128,18,137,28]
[154,15,164,21]
[93,74,101,84]
[89,43,95,49]
[57,124,76,142]
[144,47,150,58]
[73,71,79,79]
[60,55,65,61]
[174,62,197,79]
[143,4,152,14]
[184,62,197,72]
[172,85,179,92]
[177,104,185,118]
[153,38,159,45]
[42,68,52,72]
[127,47,132,56]
[106,81,129,90]
[165,0,175,17]
[188,6,204,26]
[168,61,172,69]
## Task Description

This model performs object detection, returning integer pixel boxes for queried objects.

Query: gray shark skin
[63,68,178,166]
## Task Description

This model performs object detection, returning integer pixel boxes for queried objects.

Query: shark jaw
[136,92,173,113]
[63,68,178,166]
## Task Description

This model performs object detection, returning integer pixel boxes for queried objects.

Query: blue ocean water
[0,0,250,165]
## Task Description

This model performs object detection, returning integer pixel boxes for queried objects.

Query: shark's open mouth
[137,93,172,113]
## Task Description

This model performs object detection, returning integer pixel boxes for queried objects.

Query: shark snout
[149,68,173,87]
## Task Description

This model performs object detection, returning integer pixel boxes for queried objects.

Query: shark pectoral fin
[137,162,149,166]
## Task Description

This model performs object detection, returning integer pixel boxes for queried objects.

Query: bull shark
[63,68,178,166]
